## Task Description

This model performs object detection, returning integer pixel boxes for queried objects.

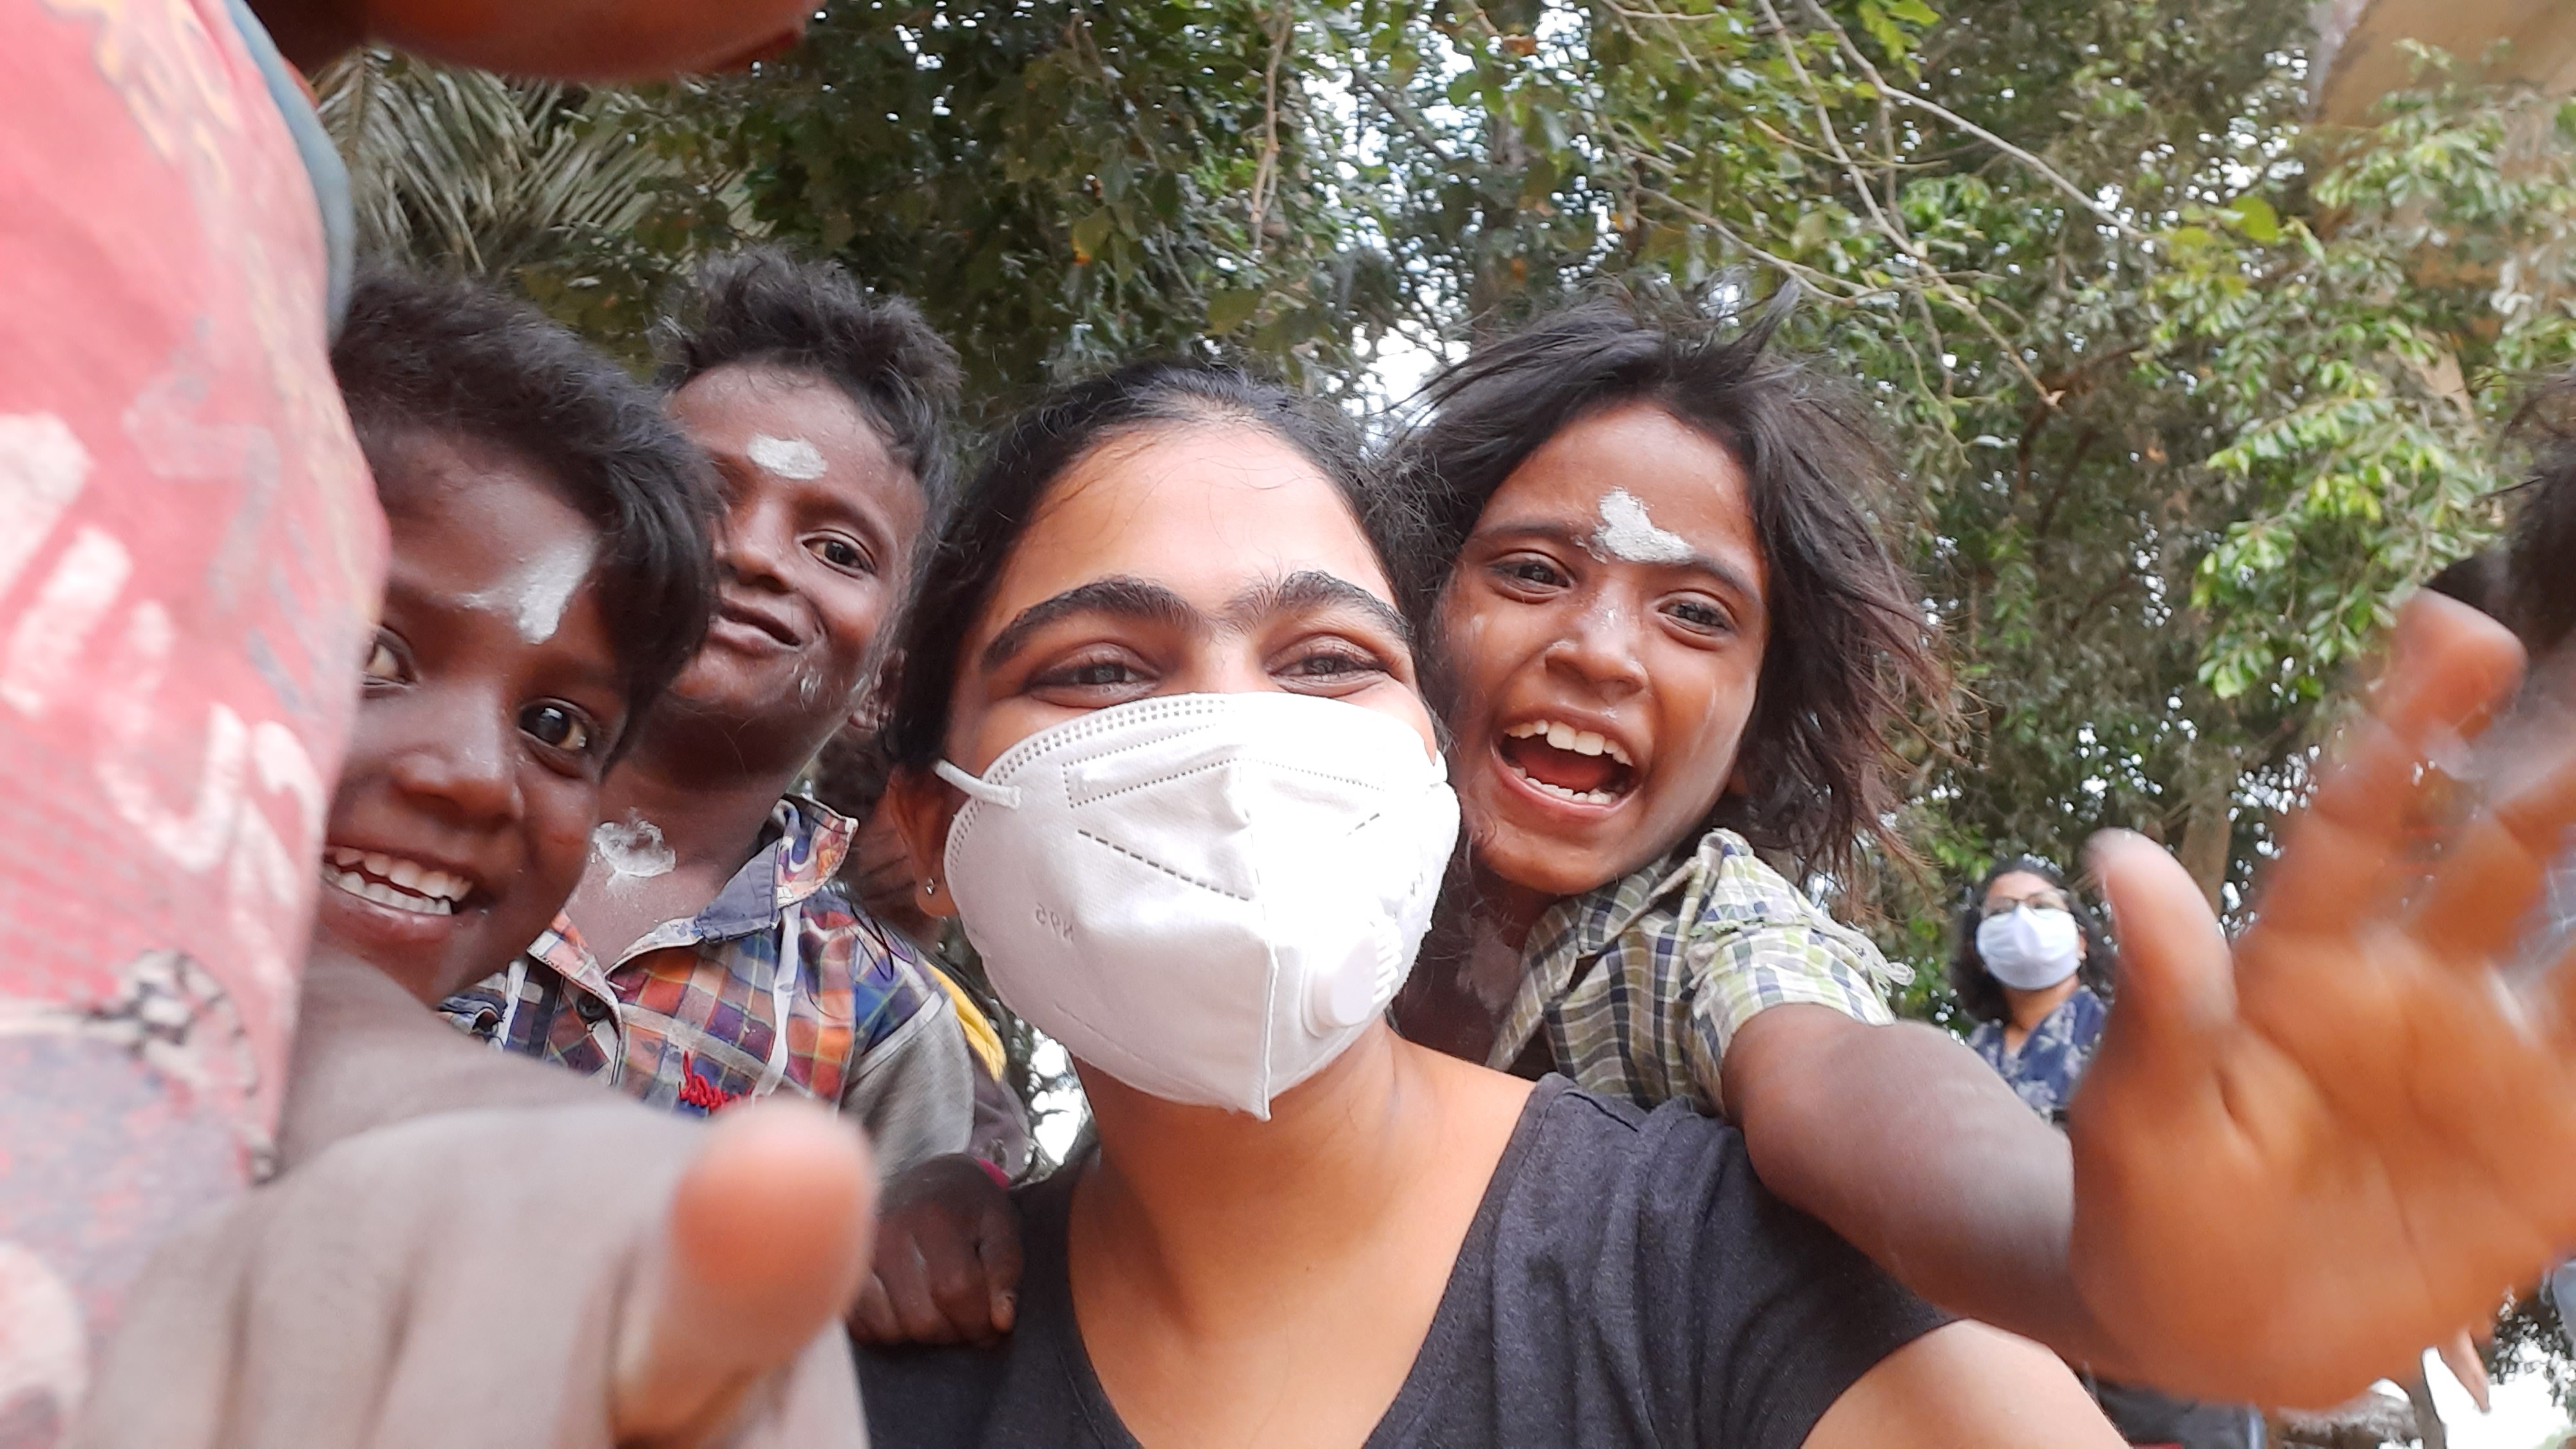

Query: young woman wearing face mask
[1949,858,2117,1125]
[862,361,2119,1448]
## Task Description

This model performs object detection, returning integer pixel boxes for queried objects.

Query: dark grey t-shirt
[858,1077,1948,1448]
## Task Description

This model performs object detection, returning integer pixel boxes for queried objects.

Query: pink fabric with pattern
[0,2,383,1439]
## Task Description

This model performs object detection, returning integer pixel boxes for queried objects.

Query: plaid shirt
[1490,828,1907,1115]
[441,797,961,1128]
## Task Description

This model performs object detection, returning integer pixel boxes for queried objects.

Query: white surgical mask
[934,692,1461,1118]
[1976,905,2084,991]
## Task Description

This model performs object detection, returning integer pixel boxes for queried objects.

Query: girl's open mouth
[1499,719,1637,806]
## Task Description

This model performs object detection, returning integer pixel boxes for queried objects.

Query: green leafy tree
[314,49,750,357]
[720,0,1410,401]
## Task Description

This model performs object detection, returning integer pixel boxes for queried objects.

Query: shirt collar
[688,795,856,940]
[540,795,860,971]
[1522,832,1727,972]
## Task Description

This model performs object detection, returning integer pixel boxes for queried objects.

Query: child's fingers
[848,1273,905,1345]
[2438,1330,2492,1414]
[2411,726,2576,971]
[920,1227,1003,1343]
[2086,830,2235,1074]
[2260,596,2524,937]
[870,1232,970,1344]
[612,1101,875,1447]
[976,1188,1025,1335]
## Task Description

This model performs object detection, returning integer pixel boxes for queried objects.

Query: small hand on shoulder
[852,1152,1026,1347]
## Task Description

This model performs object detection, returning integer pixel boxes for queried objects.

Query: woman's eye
[808,535,873,574]
[1041,659,1141,689]
[518,702,594,755]
[361,634,408,687]
[1281,647,1382,680]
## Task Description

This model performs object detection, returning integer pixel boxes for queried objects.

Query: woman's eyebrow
[1226,570,1412,645]
[979,575,1200,671]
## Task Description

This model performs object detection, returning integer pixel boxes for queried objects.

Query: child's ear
[881,766,965,919]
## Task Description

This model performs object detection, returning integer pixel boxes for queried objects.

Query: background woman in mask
[1951,858,2261,1449]
[1951,856,2117,1124]
[862,360,2114,1447]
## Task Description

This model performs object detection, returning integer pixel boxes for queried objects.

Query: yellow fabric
[929,965,1008,1079]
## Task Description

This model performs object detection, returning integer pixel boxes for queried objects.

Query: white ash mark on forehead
[459,536,595,645]
[592,815,675,892]
[748,434,828,481]
[1588,488,1694,565]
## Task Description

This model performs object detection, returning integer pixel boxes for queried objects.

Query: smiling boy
[319,268,720,1005]
[444,250,976,1171]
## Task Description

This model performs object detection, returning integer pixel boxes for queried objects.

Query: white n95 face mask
[1976,905,2084,992]
[933,691,1460,1119]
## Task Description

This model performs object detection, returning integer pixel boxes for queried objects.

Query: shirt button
[574,995,610,1023]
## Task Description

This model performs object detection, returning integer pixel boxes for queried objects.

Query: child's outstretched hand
[2070,592,2576,1407]
[851,1153,1025,1346]
[75,1098,873,1448]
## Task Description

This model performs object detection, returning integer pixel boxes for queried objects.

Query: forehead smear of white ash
[1588,488,1695,566]
[748,434,828,481]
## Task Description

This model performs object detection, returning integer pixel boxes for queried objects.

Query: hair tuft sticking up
[332,267,721,746]
[659,246,963,513]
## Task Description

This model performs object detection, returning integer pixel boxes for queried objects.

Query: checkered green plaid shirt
[1488,828,1907,1115]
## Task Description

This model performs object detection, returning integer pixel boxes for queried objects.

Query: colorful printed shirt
[1490,828,1908,1115]
[3,0,378,1424]
[1967,985,2108,1123]
[441,797,973,1173]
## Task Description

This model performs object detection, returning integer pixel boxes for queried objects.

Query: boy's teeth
[321,866,456,916]
[1571,730,1605,757]
[1545,722,1576,749]
[319,850,469,911]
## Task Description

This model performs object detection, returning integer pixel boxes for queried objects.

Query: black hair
[882,362,1415,770]
[331,267,720,746]
[2503,373,2576,658]
[658,247,964,512]
[2423,549,2512,623]
[1389,289,1947,882]
[1946,854,2117,1025]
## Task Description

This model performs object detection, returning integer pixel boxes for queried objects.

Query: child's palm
[2070,595,2576,1406]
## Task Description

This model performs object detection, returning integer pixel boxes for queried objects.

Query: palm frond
[311,50,752,345]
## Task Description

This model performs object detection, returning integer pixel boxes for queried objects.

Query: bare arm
[1803,1321,2122,1449]
[1723,1003,2139,1376]
[277,947,602,1168]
